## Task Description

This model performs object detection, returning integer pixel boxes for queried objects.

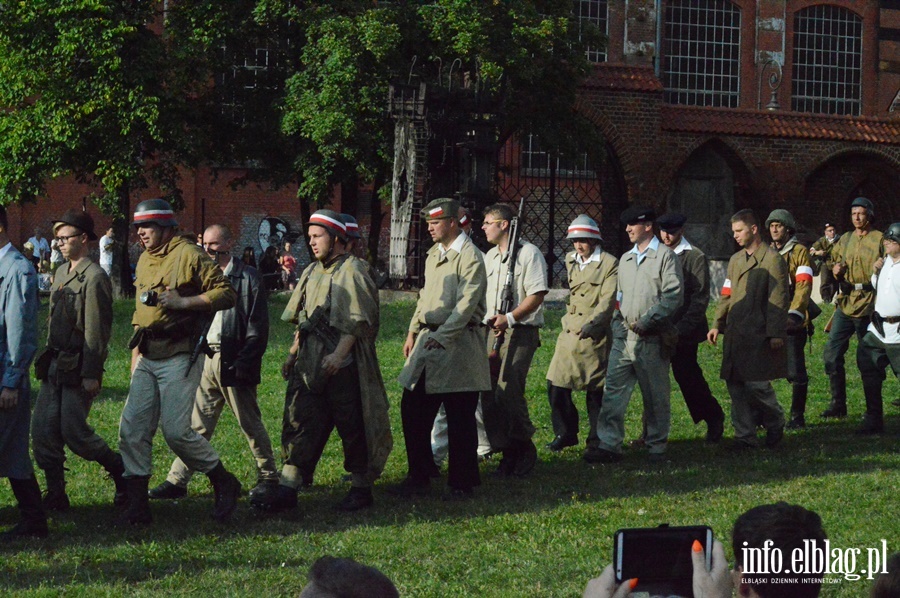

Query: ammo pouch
[33,347,56,381]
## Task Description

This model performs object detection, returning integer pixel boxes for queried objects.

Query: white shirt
[574,245,604,271]
[629,236,660,265]
[672,236,693,255]
[99,235,114,266]
[869,255,900,344]
[27,236,50,259]
[206,258,234,348]
[484,241,549,327]
[439,230,468,260]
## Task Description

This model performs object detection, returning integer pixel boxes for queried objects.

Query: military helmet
[132,198,177,228]
[566,215,602,241]
[307,209,348,242]
[885,222,900,244]
[340,214,361,239]
[765,208,796,231]
[851,197,875,217]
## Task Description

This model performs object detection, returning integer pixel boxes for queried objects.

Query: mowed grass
[0,295,897,597]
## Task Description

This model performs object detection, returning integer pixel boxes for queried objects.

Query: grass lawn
[1,294,897,597]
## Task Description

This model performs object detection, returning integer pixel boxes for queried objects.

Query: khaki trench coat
[399,235,491,394]
[546,250,619,391]
[714,243,790,382]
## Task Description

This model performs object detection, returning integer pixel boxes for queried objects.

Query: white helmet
[566,215,602,241]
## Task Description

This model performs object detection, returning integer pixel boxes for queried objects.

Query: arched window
[576,0,608,63]
[791,5,862,115]
[662,0,742,107]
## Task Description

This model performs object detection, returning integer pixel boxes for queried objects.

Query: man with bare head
[150,224,279,504]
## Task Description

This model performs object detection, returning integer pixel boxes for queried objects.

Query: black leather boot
[206,461,241,522]
[1,476,49,540]
[857,377,884,435]
[121,476,152,526]
[821,375,847,417]
[97,451,128,508]
[41,467,70,512]
[786,384,808,429]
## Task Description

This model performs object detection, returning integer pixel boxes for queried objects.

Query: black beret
[620,205,656,225]
[657,212,687,232]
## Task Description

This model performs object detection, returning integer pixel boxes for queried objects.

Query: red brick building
[8,0,900,284]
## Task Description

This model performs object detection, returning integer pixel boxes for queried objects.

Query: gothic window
[791,5,862,116]
[662,0,742,107]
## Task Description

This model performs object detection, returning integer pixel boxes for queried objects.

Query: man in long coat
[546,215,618,458]
[708,209,790,449]
[0,204,46,539]
[394,197,491,500]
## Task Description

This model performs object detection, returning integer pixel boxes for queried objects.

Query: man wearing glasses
[148,224,279,505]
[31,210,124,512]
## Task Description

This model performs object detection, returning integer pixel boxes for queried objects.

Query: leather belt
[423,323,485,332]
[883,315,900,324]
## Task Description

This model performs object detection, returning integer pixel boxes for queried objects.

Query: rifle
[488,197,525,380]
[299,297,341,353]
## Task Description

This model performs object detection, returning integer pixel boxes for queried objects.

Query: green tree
[256,0,601,266]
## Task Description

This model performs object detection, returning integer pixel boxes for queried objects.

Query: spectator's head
[0,204,8,237]
[33,227,43,239]
[732,502,827,598]
[106,227,115,237]
[870,552,900,598]
[299,556,398,598]
[823,223,835,239]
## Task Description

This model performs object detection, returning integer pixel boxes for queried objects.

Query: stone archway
[804,151,900,230]
[666,140,756,260]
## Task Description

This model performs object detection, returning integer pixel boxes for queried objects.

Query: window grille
[217,46,278,125]
[521,135,594,179]
[791,5,862,116]
[576,0,608,63]
[662,0,741,107]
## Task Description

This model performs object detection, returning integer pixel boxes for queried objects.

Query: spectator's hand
[82,378,101,399]
[707,328,720,346]
[691,539,733,598]
[874,257,885,274]
[281,353,297,381]
[631,321,649,336]
[786,314,805,335]
[769,337,784,350]
[583,565,636,598]
[230,365,253,384]
[0,387,20,410]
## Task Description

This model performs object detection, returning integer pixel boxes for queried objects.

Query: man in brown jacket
[118,199,240,525]
[31,209,125,512]
[708,209,790,449]
[657,212,724,442]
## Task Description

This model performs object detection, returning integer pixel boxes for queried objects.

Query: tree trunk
[112,185,135,299]
[367,174,385,267]
[296,180,314,263]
